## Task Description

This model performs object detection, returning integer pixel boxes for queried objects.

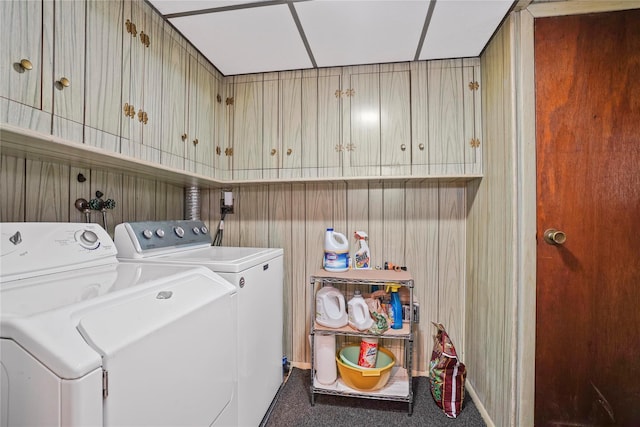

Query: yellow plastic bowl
[336,345,395,391]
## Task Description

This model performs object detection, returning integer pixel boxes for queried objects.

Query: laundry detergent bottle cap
[315,285,348,328]
[323,228,350,272]
[347,289,373,331]
[386,283,403,329]
[353,231,371,270]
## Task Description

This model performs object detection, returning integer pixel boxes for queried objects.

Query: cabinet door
[380,64,411,176]
[411,59,481,176]
[232,75,263,180]
[51,0,85,143]
[0,0,50,133]
[427,59,475,176]
[121,0,163,163]
[464,59,482,176]
[85,0,123,153]
[344,66,380,177]
[410,61,429,174]
[187,54,216,177]
[160,25,188,170]
[216,77,233,181]
[263,71,302,180]
[263,73,279,179]
[279,71,302,179]
[316,68,342,177]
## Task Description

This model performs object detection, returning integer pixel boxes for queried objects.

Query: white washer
[114,220,284,427]
[0,222,237,427]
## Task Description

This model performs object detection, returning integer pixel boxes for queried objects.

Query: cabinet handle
[419,143,425,151]
[470,138,481,148]
[287,148,292,156]
[469,81,479,91]
[123,103,135,118]
[400,144,406,151]
[181,133,187,141]
[224,147,233,156]
[57,77,70,88]
[140,32,150,48]
[193,138,199,146]
[271,148,277,156]
[138,109,144,122]
[216,146,221,156]
[125,19,137,37]
[19,58,33,71]
[143,112,148,124]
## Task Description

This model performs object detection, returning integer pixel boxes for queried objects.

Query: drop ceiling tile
[419,0,513,60]
[150,0,270,15]
[167,4,313,75]
[295,0,430,68]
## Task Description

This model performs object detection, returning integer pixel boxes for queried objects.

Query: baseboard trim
[466,381,496,427]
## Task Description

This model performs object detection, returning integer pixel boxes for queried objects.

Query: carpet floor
[262,368,487,427]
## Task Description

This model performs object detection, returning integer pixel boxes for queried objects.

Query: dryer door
[77,274,237,427]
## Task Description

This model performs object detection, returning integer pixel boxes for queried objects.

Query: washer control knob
[174,226,185,238]
[192,227,200,235]
[142,229,153,239]
[200,226,209,234]
[77,230,100,249]
[155,229,165,238]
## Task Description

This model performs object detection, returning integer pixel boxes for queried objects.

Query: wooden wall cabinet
[411,58,482,176]
[159,24,189,170]
[298,69,340,178]
[120,0,163,164]
[84,0,124,154]
[49,0,86,144]
[0,0,50,134]
[186,53,219,177]
[228,74,264,181]
[264,71,304,180]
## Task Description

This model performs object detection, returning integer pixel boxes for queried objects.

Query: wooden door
[535,10,640,426]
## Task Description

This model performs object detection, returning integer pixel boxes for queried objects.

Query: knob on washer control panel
[76,229,100,250]
[174,226,185,238]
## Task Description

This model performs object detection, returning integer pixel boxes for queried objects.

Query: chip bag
[365,297,389,335]
[429,322,466,418]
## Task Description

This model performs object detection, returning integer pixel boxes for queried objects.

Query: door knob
[544,229,566,245]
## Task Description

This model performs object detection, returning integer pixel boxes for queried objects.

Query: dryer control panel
[114,221,212,258]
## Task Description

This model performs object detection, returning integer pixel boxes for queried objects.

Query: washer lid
[1,263,233,379]
[137,246,284,273]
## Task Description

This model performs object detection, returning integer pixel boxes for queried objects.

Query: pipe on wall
[184,186,201,220]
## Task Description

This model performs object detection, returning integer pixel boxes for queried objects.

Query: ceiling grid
[149,0,514,76]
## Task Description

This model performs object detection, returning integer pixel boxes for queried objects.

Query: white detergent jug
[347,289,373,331]
[315,285,348,328]
[323,228,349,272]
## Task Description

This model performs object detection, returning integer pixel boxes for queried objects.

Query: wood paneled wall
[1,150,468,375]
[0,154,184,235]
[466,14,517,427]
[200,180,467,375]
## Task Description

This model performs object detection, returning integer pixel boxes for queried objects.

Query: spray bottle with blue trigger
[386,283,403,329]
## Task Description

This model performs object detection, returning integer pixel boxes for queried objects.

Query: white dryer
[0,222,237,427]
[114,220,284,427]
